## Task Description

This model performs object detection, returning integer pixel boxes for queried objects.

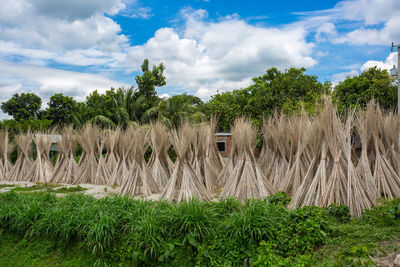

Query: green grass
[0,231,97,266]
[51,186,87,194]
[12,183,61,192]
[0,192,398,266]
[10,184,87,194]
[0,184,15,189]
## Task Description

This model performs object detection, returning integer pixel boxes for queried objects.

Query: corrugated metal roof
[215,132,232,136]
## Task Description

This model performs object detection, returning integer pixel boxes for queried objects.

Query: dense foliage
[333,67,397,112]
[1,93,42,121]
[0,192,399,266]
[0,192,329,266]
[0,64,397,132]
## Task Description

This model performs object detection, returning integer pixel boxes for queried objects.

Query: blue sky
[0,0,399,118]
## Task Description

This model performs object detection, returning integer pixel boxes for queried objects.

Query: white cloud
[361,52,397,71]
[315,23,337,42]
[331,52,398,87]
[331,70,359,86]
[124,9,317,98]
[0,0,131,68]
[297,0,400,45]
[0,61,128,104]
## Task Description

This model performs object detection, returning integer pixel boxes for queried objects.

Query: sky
[0,0,399,118]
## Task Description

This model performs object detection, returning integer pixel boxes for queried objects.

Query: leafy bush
[0,192,331,266]
[326,204,351,223]
[363,199,400,226]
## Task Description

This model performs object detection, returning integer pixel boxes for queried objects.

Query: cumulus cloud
[331,52,398,87]
[298,0,400,45]
[124,9,317,98]
[0,61,128,104]
[361,52,397,71]
[0,0,130,68]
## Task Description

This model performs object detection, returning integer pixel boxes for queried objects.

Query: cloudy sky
[0,0,399,118]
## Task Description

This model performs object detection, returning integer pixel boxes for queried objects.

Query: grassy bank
[0,191,399,266]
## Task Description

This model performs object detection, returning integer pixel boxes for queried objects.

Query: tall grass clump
[0,191,339,265]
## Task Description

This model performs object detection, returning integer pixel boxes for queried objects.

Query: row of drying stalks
[0,99,399,216]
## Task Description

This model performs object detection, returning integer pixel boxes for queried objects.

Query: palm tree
[143,94,206,128]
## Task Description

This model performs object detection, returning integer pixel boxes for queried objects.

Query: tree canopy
[1,93,42,121]
[1,64,397,133]
[333,67,397,112]
[206,67,331,131]
[44,93,78,126]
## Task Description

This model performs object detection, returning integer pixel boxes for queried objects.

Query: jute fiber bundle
[8,132,33,182]
[109,126,134,186]
[0,130,12,180]
[278,114,312,195]
[104,127,120,173]
[120,127,159,197]
[267,114,292,187]
[95,135,111,185]
[355,110,379,200]
[206,117,224,175]
[289,120,326,209]
[161,121,211,202]
[370,106,400,199]
[382,111,400,174]
[50,127,79,184]
[192,123,219,192]
[321,100,348,207]
[258,118,276,180]
[26,133,54,183]
[340,113,375,217]
[221,118,276,199]
[75,124,100,184]
[148,121,173,188]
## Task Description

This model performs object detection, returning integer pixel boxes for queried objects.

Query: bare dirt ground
[0,180,119,199]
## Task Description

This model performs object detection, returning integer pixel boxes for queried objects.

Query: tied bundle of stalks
[221,118,276,199]
[26,133,54,183]
[75,124,100,184]
[340,113,375,217]
[289,121,326,209]
[191,123,219,192]
[267,114,292,187]
[120,127,159,197]
[370,105,400,199]
[278,114,312,195]
[104,127,120,173]
[258,118,276,180]
[8,132,33,182]
[382,111,400,174]
[322,100,348,207]
[50,127,79,184]
[206,117,224,175]
[148,121,173,188]
[356,110,378,200]
[109,126,134,186]
[161,121,211,202]
[95,136,111,185]
[0,130,12,180]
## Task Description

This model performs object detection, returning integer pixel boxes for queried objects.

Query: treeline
[0,59,397,132]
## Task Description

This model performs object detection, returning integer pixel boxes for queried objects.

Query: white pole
[397,44,400,150]
[398,44,400,114]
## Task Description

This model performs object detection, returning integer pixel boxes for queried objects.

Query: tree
[45,93,78,126]
[1,93,42,121]
[133,59,166,120]
[143,94,206,128]
[205,67,330,131]
[333,67,397,112]
[205,90,251,131]
[248,67,330,118]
